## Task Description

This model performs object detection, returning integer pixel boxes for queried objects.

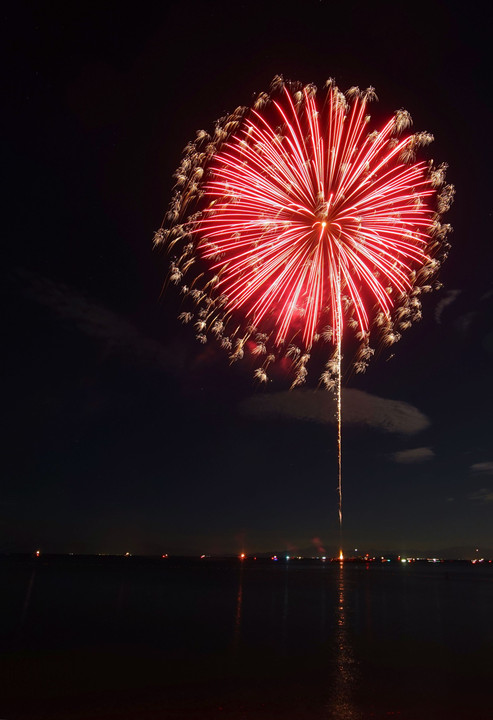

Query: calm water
[0,556,491,719]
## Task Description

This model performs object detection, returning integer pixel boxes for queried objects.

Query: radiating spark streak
[337,329,343,548]
[333,258,343,558]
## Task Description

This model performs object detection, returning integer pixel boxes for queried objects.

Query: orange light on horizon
[339,550,344,561]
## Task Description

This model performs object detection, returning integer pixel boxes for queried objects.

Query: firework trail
[155,76,453,557]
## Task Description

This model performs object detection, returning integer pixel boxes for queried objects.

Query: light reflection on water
[229,559,364,718]
[19,569,36,630]
[232,562,243,653]
[326,561,362,720]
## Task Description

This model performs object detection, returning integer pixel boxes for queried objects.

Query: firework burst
[155,76,453,387]
[155,75,453,558]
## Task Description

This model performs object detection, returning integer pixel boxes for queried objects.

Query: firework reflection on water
[326,561,362,720]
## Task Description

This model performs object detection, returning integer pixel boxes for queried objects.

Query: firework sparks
[155,76,453,556]
[156,76,452,371]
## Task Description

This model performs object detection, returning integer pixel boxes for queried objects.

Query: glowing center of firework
[313,214,340,237]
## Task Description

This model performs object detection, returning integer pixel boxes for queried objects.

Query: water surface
[1,556,491,719]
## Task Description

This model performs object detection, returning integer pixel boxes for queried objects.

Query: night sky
[3,1,492,557]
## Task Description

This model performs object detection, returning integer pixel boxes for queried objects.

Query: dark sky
[3,1,492,557]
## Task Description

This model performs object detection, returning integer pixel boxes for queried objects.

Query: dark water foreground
[0,556,491,719]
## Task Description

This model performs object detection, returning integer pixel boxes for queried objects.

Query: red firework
[155,76,453,385]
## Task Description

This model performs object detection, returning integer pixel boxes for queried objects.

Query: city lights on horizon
[26,548,492,563]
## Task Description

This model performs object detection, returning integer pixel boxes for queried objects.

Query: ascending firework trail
[154,76,453,558]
